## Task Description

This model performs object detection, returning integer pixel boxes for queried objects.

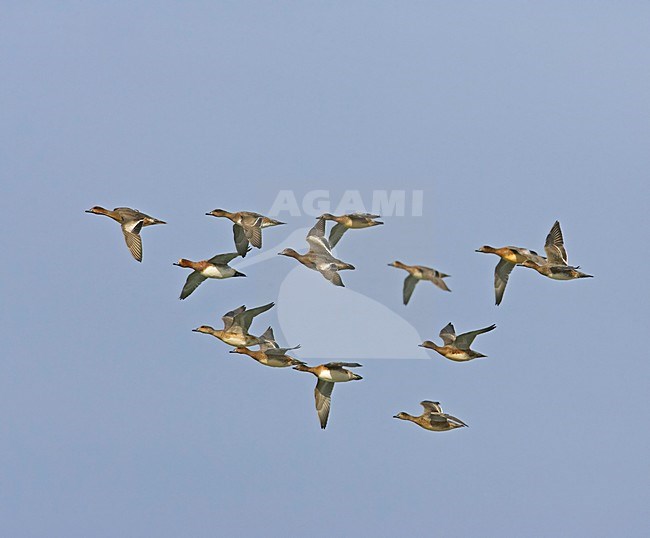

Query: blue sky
[2,3,649,537]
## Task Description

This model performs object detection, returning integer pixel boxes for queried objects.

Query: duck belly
[202,266,231,278]
[441,350,471,362]
[548,271,574,280]
[319,370,352,382]
[220,333,249,347]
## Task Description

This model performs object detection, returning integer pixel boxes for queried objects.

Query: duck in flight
[173,250,246,299]
[85,206,166,262]
[278,218,355,287]
[319,213,383,248]
[293,362,363,429]
[520,221,593,280]
[420,322,496,362]
[393,401,468,432]
[192,302,275,347]
[475,244,545,305]
[476,221,591,303]
[206,209,284,257]
[388,261,451,305]
[229,327,304,368]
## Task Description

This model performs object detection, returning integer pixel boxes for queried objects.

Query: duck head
[206,209,229,218]
[85,206,109,215]
[192,325,216,334]
[278,248,300,258]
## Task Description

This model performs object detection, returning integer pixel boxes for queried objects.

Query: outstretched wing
[324,362,363,368]
[258,326,277,351]
[494,259,515,306]
[544,221,568,265]
[306,218,333,256]
[233,224,250,257]
[320,267,344,287]
[439,322,456,345]
[403,275,419,305]
[266,344,301,357]
[222,305,246,331]
[420,400,443,414]
[241,217,263,249]
[179,271,207,300]
[234,302,275,332]
[454,324,496,350]
[207,251,241,265]
[121,220,144,262]
[430,275,451,292]
[328,223,348,248]
[315,380,334,429]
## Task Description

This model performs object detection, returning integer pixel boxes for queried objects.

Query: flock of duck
[86,205,593,431]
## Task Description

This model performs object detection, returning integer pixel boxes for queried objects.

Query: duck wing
[494,259,515,306]
[221,305,246,331]
[179,271,207,300]
[351,212,380,219]
[328,223,348,248]
[324,362,363,368]
[544,221,568,265]
[233,302,274,332]
[207,251,242,265]
[430,274,451,292]
[257,326,278,351]
[306,218,333,256]
[121,220,144,262]
[403,275,419,305]
[439,322,457,345]
[266,344,301,357]
[441,413,468,428]
[320,267,345,287]
[427,413,450,425]
[232,224,250,257]
[314,379,334,429]
[241,216,263,249]
[454,324,496,350]
[420,400,443,414]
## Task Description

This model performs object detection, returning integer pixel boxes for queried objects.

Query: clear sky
[2,3,649,537]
